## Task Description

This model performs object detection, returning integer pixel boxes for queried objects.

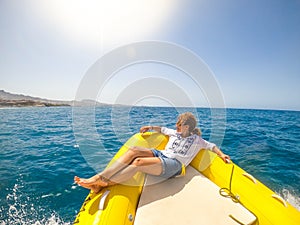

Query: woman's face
[176,120,189,133]
[176,120,182,132]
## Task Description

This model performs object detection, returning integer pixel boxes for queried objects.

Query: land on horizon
[0,90,108,108]
[1,89,299,112]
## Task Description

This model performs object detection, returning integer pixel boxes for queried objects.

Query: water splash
[280,188,300,211]
[1,183,71,225]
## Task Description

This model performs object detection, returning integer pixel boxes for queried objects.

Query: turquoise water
[0,107,299,224]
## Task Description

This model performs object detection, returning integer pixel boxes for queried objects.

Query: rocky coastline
[0,90,128,108]
[0,90,102,108]
[0,99,71,107]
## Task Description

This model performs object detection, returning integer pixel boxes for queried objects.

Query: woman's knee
[123,146,138,161]
[127,146,144,157]
[126,146,153,162]
[131,157,162,175]
[131,157,144,167]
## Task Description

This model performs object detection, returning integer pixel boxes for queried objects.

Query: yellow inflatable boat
[74,132,300,225]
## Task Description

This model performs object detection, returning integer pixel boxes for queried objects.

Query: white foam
[281,188,300,211]
[2,183,72,225]
[2,209,71,225]
[32,214,71,225]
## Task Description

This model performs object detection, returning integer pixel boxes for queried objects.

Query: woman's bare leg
[100,146,154,179]
[74,146,154,189]
[107,157,162,185]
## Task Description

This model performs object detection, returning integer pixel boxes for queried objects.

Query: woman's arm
[140,125,161,133]
[212,146,231,163]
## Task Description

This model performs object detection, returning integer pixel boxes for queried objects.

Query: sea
[0,106,299,224]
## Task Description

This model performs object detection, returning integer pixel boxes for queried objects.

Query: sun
[29,0,179,50]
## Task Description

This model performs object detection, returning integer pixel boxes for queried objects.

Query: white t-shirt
[161,127,216,166]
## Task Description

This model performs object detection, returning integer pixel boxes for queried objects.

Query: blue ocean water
[0,106,299,224]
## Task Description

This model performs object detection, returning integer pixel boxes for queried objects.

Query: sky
[0,0,300,110]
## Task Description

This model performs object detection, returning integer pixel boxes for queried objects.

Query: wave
[280,188,300,211]
[0,213,70,225]
[1,184,72,225]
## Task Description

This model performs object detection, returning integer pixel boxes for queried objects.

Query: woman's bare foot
[74,174,108,190]
[89,184,103,194]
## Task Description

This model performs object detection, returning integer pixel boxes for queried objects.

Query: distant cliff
[0,90,108,107]
[0,90,72,107]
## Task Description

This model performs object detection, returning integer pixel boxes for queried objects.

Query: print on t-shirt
[171,135,196,156]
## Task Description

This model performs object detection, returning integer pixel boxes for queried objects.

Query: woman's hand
[140,126,152,133]
[219,153,231,164]
[212,146,231,163]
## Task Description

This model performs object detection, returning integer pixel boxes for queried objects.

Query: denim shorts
[151,149,183,179]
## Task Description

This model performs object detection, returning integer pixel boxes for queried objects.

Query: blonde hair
[177,112,202,136]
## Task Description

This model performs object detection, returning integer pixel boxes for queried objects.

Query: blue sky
[1,0,299,110]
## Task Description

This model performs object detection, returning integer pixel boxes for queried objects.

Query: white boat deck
[134,166,257,225]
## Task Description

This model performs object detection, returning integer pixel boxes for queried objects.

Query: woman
[74,112,230,193]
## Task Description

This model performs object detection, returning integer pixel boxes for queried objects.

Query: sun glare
[30,0,178,49]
